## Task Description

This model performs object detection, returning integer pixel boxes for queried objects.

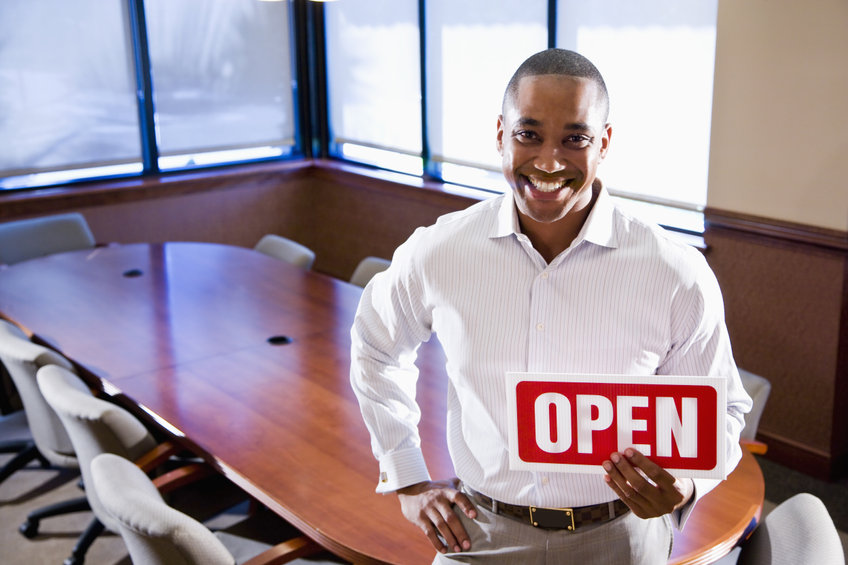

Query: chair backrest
[254,234,316,270]
[349,256,391,288]
[91,453,234,565]
[0,320,78,467]
[738,492,845,565]
[0,213,95,265]
[738,368,772,441]
[37,364,158,531]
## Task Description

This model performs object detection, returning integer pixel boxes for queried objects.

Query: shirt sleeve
[659,251,753,530]
[350,228,435,493]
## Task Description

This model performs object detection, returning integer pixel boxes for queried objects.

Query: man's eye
[565,135,592,148]
[515,130,538,142]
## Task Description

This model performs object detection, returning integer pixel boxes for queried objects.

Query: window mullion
[127,0,159,175]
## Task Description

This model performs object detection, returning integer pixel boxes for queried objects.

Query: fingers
[398,481,473,553]
[603,449,681,518]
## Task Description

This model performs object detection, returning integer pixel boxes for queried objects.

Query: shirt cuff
[671,477,721,530]
[376,447,431,493]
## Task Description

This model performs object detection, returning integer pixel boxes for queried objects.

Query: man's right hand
[396,478,477,554]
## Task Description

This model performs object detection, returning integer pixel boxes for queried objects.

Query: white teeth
[529,178,566,192]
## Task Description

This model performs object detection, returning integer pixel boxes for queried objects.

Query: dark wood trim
[309,159,484,208]
[756,429,838,480]
[0,160,313,220]
[705,207,848,251]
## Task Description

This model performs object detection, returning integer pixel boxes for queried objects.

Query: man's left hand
[603,448,694,519]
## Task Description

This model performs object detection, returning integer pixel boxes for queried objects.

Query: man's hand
[396,478,477,554]
[603,448,694,519]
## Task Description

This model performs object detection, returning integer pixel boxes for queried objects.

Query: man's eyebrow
[515,117,542,127]
[514,117,594,133]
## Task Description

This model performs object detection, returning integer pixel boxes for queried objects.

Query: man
[350,48,751,563]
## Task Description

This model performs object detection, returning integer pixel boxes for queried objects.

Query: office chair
[0,212,96,266]
[0,407,46,484]
[349,256,391,288]
[0,320,90,534]
[90,452,348,565]
[254,234,316,270]
[738,368,772,454]
[736,493,844,565]
[37,364,211,565]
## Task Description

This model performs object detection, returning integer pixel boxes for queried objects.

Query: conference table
[0,242,763,564]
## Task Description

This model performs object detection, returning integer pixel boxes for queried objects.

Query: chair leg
[62,517,104,565]
[19,495,90,538]
[0,442,43,485]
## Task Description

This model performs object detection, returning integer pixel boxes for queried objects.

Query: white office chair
[0,212,96,265]
[738,368,772,454]
[349,256,390,288]
[0,407,44,484]
[0,319,91,538]
[254,234,316,270]
[91,453,347,565]
[735,493,845,565]
[37,364,211,565]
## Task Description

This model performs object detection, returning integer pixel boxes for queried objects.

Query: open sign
[506,373,727,479]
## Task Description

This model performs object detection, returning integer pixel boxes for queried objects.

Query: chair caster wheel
[63,557,82,565]
[19,519,39,538]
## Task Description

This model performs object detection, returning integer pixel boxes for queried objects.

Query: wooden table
[0,242,763,564]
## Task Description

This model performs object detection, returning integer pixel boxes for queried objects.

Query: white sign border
[505,373,727,480]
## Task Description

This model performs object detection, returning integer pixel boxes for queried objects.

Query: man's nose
[534,146,566,174]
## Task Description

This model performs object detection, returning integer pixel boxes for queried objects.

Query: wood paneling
[705,211,848,479]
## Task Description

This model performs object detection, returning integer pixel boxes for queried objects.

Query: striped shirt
[350,185,751,526]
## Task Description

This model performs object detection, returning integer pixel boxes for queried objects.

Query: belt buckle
[529,506,575,530]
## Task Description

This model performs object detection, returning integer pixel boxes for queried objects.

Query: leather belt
[464,487,630,531]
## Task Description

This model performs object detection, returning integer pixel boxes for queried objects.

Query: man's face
[497,74,611,226]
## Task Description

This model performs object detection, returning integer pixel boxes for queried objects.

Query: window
[325,0,423,175]
[145,0,297,171]
[0,0,142,189]
[425,0,547,191]
[557,0,717,231]
[0,0,299,190]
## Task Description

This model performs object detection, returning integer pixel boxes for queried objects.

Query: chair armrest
[741,439,768,455]
[241,536,325,565]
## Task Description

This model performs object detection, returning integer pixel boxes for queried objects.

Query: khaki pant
[433,497,673,565]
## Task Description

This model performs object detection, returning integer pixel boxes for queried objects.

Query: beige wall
[708,0,848,231]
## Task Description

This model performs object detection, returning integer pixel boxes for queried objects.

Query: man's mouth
[526,176,568,193]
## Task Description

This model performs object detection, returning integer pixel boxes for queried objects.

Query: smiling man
[350,48,751,564]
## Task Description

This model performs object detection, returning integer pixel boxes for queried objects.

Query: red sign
[506,373,726,479]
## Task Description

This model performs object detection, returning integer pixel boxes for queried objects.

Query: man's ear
[599,123,612,159]
[496,115,505,155]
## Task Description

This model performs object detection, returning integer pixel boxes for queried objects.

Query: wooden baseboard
[756,430,843,480]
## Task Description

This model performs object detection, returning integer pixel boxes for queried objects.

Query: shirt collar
[491,178,619,249]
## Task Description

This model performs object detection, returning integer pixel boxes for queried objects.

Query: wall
[705,0,848,478]
[708,0,848,231]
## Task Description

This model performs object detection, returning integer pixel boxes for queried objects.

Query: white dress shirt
[350,185,752,527]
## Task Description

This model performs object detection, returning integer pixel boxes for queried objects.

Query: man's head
[497,49,612,231]
[503,48,609,124]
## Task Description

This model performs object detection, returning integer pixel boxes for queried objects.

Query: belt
[464,487,630,531]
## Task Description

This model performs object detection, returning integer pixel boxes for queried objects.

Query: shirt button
[536,323,544,331]
[541,476,549,485]
[541,272,549,279]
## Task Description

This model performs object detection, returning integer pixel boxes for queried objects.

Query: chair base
[0,441,49,486]
[19,495,90,538]
[62,517,104,565]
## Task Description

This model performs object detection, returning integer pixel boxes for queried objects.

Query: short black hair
[502,48,609,122]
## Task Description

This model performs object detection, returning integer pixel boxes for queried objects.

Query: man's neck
[518,190,599,263]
